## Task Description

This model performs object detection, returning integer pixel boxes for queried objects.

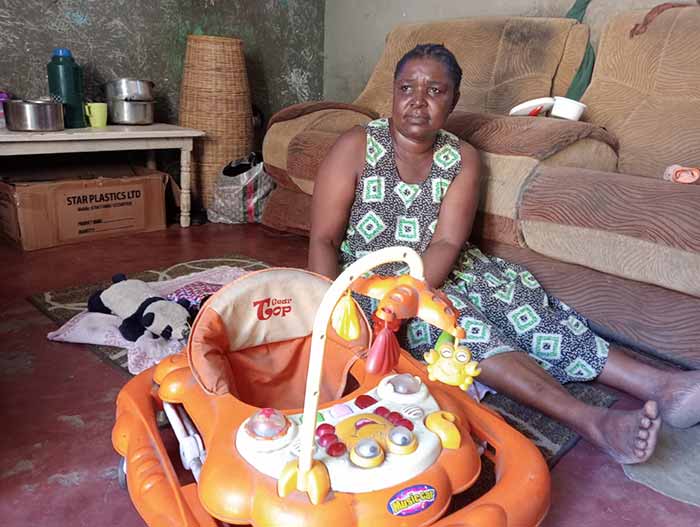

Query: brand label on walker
[387,484,436,516]
[253,297,292,320]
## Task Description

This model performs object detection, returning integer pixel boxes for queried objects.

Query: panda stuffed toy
[87,274,197,342]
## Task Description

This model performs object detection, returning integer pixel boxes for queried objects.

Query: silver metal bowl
[3,99,64,131]
[104,78,155,101]
[108,99,154,125]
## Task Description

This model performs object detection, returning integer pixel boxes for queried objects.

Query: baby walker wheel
[117,456,127,490]
[156,409,169,429]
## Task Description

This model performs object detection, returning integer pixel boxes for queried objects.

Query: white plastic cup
[550,96,587,121]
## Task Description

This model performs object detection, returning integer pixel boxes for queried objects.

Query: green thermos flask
[47,47,86,128]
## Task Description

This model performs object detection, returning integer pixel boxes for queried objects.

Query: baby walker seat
[112,247,551,527]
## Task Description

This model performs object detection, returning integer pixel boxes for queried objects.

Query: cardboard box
[0,168,167,251]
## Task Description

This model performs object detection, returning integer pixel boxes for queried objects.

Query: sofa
[261,7,700,370]
[262,15,594,232]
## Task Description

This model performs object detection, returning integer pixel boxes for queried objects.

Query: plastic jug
[47,48,86,128]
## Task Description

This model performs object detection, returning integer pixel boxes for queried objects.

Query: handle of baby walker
[296,247,425,483]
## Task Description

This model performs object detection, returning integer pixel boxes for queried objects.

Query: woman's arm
[421,142,481,289]
[308,126,366,279]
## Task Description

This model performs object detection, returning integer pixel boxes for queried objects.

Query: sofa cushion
[354,17,587,117]
[475,152,538,246]
[519,165,700,298]
[552,23,590,97]
[473,137,619,248]
[540,138,617,172]
[445,113,619,248]
[582,8,700,177]
[260,185,313,235]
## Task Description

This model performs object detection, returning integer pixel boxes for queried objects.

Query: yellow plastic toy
[424,332,482,391]
[112,247,550,527]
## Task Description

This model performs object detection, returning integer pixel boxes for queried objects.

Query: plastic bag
[207,153,275,224]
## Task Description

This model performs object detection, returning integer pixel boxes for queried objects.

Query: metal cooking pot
[104,78,155,101]
[108,100,154,125]
[3,99,65,131]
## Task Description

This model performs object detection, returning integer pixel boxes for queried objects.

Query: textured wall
[324,0,664,102]
[0,0,325,124]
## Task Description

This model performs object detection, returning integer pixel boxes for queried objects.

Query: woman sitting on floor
[308,43,700,464]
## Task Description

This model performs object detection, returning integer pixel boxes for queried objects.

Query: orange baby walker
[112,247,551,527]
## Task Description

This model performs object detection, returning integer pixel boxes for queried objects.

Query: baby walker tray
[112,247,551,527]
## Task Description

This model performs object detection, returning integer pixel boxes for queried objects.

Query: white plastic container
[550,96,587,121]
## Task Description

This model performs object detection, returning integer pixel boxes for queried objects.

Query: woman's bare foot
[655,370,700,428]
[585,401,661,464]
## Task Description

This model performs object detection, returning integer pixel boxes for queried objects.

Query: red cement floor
[0,223,697,526]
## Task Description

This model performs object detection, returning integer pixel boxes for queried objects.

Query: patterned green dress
[339,118,609,384]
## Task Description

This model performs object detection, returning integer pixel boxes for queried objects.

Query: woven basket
[179,35,253,209]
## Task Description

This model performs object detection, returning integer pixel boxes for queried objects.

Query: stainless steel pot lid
[23,98,60,104]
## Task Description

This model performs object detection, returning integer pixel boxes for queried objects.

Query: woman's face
[392,57,459,141]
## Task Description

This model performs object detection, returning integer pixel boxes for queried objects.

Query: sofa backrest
[582,7,700,178]
[353,16,589,117]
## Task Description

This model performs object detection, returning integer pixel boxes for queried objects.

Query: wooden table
[0,124,205,227]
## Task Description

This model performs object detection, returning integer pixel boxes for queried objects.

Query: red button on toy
[387,411,403,424]
[373,406,390,417]
[318,433,338,448]
[326,441,347,457]
[397,418,414,431]
[315,423,335,437]
[355,395,378,409]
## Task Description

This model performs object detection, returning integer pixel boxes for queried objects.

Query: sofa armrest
[444,111,619,160]
[267,101,379,129]
[519,165,700,297]
[446,112,621,249]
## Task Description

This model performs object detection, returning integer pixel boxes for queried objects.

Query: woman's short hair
[394,43,463,89]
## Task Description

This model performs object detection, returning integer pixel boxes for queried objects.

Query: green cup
[85,102,108,128]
